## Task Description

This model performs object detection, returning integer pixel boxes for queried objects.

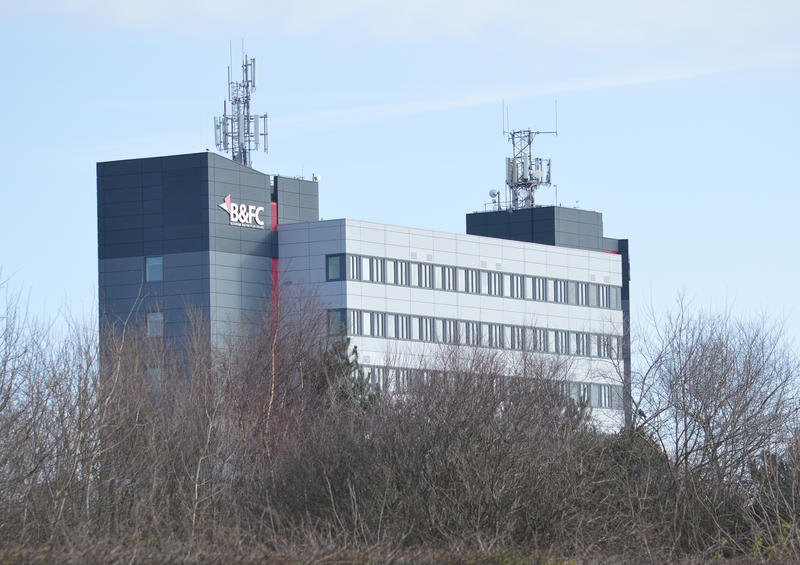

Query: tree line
[0,284,799,563]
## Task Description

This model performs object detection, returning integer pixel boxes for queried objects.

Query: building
[97,151,630,429]
[97,151,317,338]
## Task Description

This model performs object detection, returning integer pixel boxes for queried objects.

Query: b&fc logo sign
[218,194,265,229]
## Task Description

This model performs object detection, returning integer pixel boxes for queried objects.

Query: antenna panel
[253,117,259,150]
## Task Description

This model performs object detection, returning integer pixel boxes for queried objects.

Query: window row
[328,308,622,360]
[326,253,622,310]
[360,364,621,410]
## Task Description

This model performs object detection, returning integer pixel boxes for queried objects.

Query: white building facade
[279,217,628,431]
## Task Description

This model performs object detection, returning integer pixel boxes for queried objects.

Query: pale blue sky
[1,1,798,343]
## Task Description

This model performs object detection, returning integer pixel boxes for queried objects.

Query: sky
[0,0,798,345]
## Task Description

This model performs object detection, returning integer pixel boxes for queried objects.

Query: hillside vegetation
[0,287,798,563]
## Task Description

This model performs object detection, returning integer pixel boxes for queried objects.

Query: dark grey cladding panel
[143,227,165,241]
[297,206,319,222]
[212,237,242,254]
[240,238,270,256]
[98,152,212,260]
[100,298,141,321]
[601,237,621,253]
[142,241,164,256]
[274,176,319,225]
[466,209,533,242]
[467,206,618,252]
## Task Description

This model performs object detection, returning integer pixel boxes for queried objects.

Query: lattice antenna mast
[214,53,268,168]
[502,104,557,210]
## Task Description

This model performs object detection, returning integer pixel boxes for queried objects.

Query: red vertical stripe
[270,201,278,318]
[270,201,279,380]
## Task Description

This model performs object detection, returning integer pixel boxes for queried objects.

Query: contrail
[271,62,742,130]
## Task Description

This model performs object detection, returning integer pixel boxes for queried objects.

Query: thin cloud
[271,59,772,130]
[10,0,800,51]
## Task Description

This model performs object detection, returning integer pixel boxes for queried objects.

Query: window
[328,309,346,333]
[588,283,599,307]
[146,312,164,337]
[362,311,372,336]
[509,274,524,299]
[555,330,569,354]
[387,259,409,286]
[368,312,385,337]
[464,321,481,346]
[532,277,547,301]
[576,282,589,306]
[348,310,363,335]
[416,263,434,288]
[597,335,609,358]
[575,332,591,356]
[608,336,619,359]
[599,285,610,308]
[579,383,591,405]
[418,317,435,341]
[487,323,504,348]
[440,266,456,291]
[553,280,568,303]
[325,254,345,281]
[463,269,481,294]
[366,257,384,283]
[366,367,386,390]
[395,314,411,340]
[440,319,458,343]
[361,257,370,281]
[567,281,578,305]
[386,260,396,284]
[396,260,410,285]
[145,256,163,282]
[396,368,414,392]
[531,328,548,352]
[487,272,503,296]
[348,255,362,280]
[610,286,622,310]
[598,384,612,408]
[510,326,524,350]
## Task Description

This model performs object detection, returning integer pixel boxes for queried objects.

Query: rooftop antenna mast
[214,47,268,168]
[501,102,557,210]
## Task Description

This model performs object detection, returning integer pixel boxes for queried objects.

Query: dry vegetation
[0,284,799,563]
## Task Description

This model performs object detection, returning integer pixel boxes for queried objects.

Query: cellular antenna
[499,106,557,210]
[214,50,268,168]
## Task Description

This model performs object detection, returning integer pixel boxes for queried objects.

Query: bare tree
[633,298,799,554]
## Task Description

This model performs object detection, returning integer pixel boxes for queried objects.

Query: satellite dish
[489,189,499,199]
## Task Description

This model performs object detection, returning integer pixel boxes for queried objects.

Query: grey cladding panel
[297,206,319,222]
[100,159,142,176]
[467,206,613,251]
[275,176,319,225]
[142,241,164,256]
[98,153,211,260]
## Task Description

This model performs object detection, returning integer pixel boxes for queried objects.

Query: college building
[97,151,631,429]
